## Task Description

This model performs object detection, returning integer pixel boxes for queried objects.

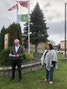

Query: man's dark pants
[12,59,22,80]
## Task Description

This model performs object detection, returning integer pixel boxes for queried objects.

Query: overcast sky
[0,0,67,44]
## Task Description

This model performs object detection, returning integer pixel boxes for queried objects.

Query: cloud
[47,20,66,44]
[0,0,67,44]
[0,0,17,30]
[47,21,64,35]
[43,2,51,8]
[48,34,64,45]
[46,12,63,23]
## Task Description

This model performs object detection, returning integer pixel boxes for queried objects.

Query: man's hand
[16,55,20,58]
[9,54,12,57]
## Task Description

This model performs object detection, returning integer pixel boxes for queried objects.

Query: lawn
[0,54,67,89]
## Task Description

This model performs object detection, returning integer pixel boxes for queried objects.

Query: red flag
[18,1,28,8]
[8,4,19,11]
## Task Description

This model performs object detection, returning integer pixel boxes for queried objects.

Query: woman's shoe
[44,79,48,82]
[49,81,53,84]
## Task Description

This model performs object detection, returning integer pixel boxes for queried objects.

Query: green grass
[0,54,67,89]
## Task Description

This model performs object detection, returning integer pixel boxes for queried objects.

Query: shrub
[21,55,26,62]
[25,52,34,60]
[0,47,11,66]
[0,48,34,66]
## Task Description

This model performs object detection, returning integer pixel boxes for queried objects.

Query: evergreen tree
[24,3,49,53]
[57,44,60,50]
[0,26,6,51]
[0,23,22,51]
[8,23,22,47]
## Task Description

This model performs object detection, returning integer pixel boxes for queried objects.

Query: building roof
[60,40,67,42]
[21,33,27,37]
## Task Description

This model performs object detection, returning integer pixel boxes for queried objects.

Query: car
[56,50,64,54]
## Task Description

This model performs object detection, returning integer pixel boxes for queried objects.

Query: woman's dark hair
[48,43,54,50]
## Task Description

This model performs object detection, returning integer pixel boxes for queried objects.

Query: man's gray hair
[14,39,20,43]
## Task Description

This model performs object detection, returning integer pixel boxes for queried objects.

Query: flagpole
[17,1,18,23]
[28,0,30,53]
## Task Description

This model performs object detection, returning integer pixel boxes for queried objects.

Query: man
[9,39,24,83]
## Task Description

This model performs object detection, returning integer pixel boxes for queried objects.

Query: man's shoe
[19,79,22,83]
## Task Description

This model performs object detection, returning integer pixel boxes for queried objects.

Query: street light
[64,3,67,59]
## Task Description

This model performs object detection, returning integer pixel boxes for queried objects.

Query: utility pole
[64,3,67,59]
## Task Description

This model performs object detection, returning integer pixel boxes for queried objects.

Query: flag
[17,14,28,22]
[18,1,28,8]
[8,4,19,11]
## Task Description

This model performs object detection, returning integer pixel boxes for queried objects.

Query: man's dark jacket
[10,45,24,60]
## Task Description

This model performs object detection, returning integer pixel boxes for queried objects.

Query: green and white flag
[17,14,28,22]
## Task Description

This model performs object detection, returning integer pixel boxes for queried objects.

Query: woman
[41,44,58,84]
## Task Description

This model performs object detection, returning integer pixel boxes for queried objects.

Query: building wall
[21,33,46,53]
[30,43,45,53]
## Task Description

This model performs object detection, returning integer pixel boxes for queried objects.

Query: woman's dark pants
[45,64,55,81]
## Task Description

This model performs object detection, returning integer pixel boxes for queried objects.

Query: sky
[0,0,67,45]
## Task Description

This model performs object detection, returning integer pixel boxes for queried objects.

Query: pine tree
[0,23,22,51]
[24,3,49,53]
[0,26,6,51]
[8,23,22,47]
